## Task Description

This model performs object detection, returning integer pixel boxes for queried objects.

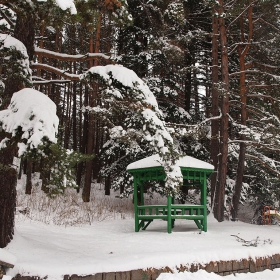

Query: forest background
[0,0,280,249]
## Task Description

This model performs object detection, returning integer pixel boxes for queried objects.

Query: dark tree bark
[0,166,17,248]
[0,134,18,248]
[210,10,220,206]
[25,160,32,195]
[214,0,229,222]
[82,13,102,202]
[184,50,192,112]
[13,14,35,60]
[2,12,35,108]
[105,177,111,196]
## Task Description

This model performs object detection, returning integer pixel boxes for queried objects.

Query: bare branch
[31,63,80,81]
[33,79,72,85]
[255,17,280,32]
[165,114,222,129]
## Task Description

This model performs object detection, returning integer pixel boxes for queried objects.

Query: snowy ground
[2,181,280,279]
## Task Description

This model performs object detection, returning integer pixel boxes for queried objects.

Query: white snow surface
[0,249,16,266]
[0,88,59,155]
[3,210,280,279]
[127,154,214,171]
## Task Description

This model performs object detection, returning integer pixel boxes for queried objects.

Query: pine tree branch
[30,63,80,81]
[0,8,14,27]
[245,154,280,178]
[34,47,114,64]
[32,79,72,85]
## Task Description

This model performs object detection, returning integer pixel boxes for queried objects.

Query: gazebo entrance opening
[127,155,214,233]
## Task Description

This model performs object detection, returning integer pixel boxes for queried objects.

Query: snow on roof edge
[127,154,214,171]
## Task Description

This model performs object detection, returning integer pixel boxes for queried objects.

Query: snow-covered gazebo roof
[127,154,214,171]
[127,154,214,233]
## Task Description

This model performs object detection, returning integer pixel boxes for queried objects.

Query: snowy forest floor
[3,174,280,280]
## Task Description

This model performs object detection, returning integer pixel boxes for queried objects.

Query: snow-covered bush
[81,64,183,196]
[0,88,59,155]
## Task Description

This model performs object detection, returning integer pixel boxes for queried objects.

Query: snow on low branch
[0,88,59,156]
[0,33,31,79]
[34,47,112,63]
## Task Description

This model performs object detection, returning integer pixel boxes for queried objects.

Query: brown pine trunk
[232,2,253,219]
[82,14,102,202]
[214,0,229,222]
[76,84,86,190]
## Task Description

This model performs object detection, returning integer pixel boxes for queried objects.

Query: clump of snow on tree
[54,0,77,14]
[0,88,59,156]
[82,64,159,109]
[0,33,31,79]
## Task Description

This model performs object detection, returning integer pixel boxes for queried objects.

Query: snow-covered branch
[32,79,72,85]
[245,154,280,179]
[34,47,114,64]
[31,63,80,81]
[0,88,59,156]
[165,114,222,129]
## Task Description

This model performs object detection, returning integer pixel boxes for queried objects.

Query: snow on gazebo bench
[127,154,214,233]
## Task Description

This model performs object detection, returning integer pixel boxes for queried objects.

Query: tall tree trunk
[210,10,220,206]
[214,0,229,222]
[232,2,253,219]
[82,14,102,202]
[184,50,192,112]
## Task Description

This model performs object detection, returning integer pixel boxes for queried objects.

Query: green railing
[135,203,206,233]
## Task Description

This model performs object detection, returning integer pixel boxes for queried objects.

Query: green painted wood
[194,220,203,231]
[128,159,213,233]
[142,220,153,230]
[138,215,167,220]
[167,196,172,234]
[134,178,139,232]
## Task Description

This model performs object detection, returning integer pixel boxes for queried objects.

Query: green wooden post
[202,173,207,232]
[140,182,144,206]
[167,196,172,233]
[134,178,139,232]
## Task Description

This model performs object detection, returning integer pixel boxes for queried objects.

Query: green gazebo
[127,154,214,233]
